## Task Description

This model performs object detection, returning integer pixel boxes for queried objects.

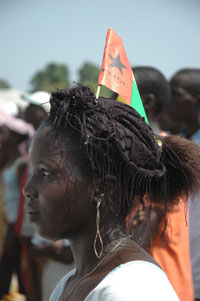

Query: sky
[0,0,200,91]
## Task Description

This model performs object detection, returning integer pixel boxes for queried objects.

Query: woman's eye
[41,168,52,177]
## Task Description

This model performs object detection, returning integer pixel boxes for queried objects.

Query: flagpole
[96,85,101,99]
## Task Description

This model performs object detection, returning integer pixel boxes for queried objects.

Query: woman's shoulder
[49,261,179,301]
[49,268,76,301]
[86,260,179,301]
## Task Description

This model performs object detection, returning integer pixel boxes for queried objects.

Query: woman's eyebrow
[39,157,61,168]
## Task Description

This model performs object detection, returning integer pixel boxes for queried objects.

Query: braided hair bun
[48,85,200,217]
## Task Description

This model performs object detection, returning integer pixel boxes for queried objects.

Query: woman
[24,86,200,300]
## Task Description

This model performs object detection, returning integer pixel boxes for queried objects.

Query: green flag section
[130,79,149,124]
[117,79,149,124]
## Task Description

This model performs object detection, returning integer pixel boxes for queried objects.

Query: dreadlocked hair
[48,85,200,220]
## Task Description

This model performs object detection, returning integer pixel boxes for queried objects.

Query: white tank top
[50,260,179,300]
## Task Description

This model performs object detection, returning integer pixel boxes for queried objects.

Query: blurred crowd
[0,92,74,301]
[0,66,199,301]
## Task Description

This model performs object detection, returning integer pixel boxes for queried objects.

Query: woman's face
[24,124,95,241]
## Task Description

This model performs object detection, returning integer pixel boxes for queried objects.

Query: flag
[98,29,133,103]
[99,28,149,124]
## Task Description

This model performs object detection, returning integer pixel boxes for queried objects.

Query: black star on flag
[109,54,127,75]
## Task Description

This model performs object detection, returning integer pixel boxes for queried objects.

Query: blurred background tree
[29,61,113,97]
[0,78,10,89]
[79,62,99,83]
[29,62,70,92]
[78,61,112,98]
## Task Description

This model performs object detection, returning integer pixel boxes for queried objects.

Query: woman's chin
[36,226,61,241]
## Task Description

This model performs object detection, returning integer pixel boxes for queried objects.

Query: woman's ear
[93,175,118,205]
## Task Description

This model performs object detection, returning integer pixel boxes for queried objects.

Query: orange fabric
[150,202,194,301]
[98,29,133,104]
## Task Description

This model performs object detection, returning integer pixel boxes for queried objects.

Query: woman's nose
[23,178,38,199]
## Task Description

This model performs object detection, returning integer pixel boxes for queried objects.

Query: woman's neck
[68,219,127,276]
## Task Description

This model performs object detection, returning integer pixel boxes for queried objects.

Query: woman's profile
[24,86,200,300]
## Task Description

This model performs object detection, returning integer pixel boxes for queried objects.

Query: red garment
[15,165,28,236]
[14,165,32,298]
[150,202,194,301]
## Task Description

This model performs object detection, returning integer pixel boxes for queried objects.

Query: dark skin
[24,104,47,130]
[157,113,183,135]
[130,205,163,252]
[168,74,200,138]
[138,74,200,136]
[23,123,158,301]
[0,126,10,170]
[140,91,183,135]
[140,93,159,125]
[0,126,24,168]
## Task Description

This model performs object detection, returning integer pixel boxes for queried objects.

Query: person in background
[133,66,171,134]
[0,108,34,299]
[169,69,200,139]
[22,91,50,129]
[0,103,21,260]
[132,66,194,301]
[168,69,200,301]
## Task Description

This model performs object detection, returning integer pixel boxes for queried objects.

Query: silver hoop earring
[94,199,103,259]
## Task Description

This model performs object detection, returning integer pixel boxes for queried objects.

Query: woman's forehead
[30,125,61,161]
[34,124,51,145]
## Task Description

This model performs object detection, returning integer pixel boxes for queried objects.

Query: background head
[22,90,50,130]
[133,66,171,126]
[0,106,34,165]
[0,125,28,168]
[0,125,14,168]
[168,68,200,137]
[24,103,47,130]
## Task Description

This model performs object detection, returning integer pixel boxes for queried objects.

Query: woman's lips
[27,203,39,222]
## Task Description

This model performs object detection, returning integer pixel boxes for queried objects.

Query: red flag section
[98,29,133,104]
